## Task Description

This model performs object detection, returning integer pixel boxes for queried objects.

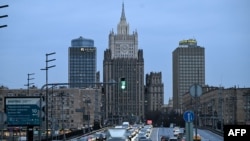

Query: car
[138,139,152,141]
[136,132,148,140]
[78,135,94,141]
[173,127,180,132]
[94,132,105,141]
[78,136,89,141]
[180,136,186,141]
[101,132,107,140]
[173,129,180,137]
[160,135,170,141]
[168,136,178,141]
[137,136,147,141]
[106,138,127,141]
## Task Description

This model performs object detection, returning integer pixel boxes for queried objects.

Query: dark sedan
[160,135,170,141]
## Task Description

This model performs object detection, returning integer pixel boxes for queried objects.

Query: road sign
[183,110,194,122]
[189,84,202,97]
[4,97,41,126]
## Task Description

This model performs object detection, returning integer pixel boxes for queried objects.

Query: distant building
[161,101,173,114]
[172,39,205,113]
[103,3,144,123]
[145,72,164,112]
[68,36,97,88]
[182,86,250,127]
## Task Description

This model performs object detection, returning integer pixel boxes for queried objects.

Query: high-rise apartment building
[103,3,144,123]
[145,72,164,112]
[68,36,97,88]
[172,39,205,113]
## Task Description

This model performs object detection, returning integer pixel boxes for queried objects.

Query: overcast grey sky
[1,0,250,104]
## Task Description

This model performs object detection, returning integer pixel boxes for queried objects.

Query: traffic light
[40,95,45,121]
[42,107,45,121]
[120,77,126,90]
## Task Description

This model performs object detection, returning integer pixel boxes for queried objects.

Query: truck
[122,121,130,129]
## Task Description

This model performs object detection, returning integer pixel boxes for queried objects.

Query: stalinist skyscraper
[103,3,144,123]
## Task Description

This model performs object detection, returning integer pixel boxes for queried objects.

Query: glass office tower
[68,36,96,88]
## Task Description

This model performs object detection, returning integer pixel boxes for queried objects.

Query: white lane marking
[156,128,159,141]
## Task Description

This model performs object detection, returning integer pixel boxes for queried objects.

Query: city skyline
[1,0,250,104]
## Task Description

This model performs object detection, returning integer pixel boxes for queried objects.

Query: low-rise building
[0,86,102,131]
[182,86,250,128]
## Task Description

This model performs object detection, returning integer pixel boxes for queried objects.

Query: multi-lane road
[68,126,223,141]
[150,127,223,141]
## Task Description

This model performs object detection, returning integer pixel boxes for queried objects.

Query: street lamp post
[41,52,56,141]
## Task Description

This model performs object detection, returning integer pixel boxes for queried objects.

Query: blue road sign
[183,110,194,122]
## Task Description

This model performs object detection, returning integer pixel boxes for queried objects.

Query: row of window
[70,68,95,71]
[148,87,163,92]
[69,57,95,60]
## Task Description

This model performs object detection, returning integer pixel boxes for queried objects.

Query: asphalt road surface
[149,127,223,141]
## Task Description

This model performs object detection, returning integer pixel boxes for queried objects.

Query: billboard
[4,97,41,126]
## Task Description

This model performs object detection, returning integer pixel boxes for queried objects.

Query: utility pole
[24,73,35,95]
[41,52,56,141]
[0,5,8,28]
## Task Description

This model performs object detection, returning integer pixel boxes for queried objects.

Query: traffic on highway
[68,122,223,141]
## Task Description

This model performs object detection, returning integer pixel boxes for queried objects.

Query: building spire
[117,2,129,35]
[120,2,126,21]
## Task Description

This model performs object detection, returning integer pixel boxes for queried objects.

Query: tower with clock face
[107,3,138,59]
[103,3,145,122]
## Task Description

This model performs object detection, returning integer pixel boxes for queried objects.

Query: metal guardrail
[198,126,223,136]
[65,127,111,141]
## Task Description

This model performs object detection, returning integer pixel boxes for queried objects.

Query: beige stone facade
[182,86,250,126]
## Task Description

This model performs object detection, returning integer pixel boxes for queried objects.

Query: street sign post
[189,84,202,97]
[184,110,194,141]
[185,122,194,141]
[183,110,194,122]
[189,84,203,141]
